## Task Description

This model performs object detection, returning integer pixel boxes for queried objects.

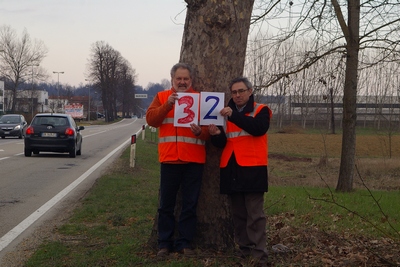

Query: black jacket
[211,95,271,194]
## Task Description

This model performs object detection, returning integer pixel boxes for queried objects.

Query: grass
[267,186,400,238]
[23,128,400,266]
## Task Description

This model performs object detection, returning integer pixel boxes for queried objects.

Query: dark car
[0,114,28,139]
[24,113,84,158]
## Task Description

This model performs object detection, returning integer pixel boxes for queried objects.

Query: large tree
[247,0,400,192]
[0,25,47,113]
[158,0,256,250]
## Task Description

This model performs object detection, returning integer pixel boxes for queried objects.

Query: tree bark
[180,0,255,250]
[148,0,255,251]
[336,0,360,192]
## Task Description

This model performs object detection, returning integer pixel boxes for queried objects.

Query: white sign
[135,94,148,98]
[200,92,225,126]
[173,92,225,127]
[174,93,199,127]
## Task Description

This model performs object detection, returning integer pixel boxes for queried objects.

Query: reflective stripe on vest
[162,117,174,124]
[159,136,206,146]
[225,103,262,139]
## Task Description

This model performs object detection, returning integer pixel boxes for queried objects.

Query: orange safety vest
[157,89,206,163]
[220,103,270,167]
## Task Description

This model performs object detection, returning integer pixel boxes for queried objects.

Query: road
[0,118,146,260]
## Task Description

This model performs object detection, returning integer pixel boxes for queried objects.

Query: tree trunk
[148,0,255,251]
[336,0,360,192]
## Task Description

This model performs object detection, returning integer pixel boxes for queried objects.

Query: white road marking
[0,127,142,252]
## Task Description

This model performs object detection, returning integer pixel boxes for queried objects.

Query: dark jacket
[211,94,271,194]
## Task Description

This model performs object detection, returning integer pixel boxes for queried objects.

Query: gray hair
[170,63,195,80]
[229,77,253,90]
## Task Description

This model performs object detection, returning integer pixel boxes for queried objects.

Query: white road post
[130,134,136,168]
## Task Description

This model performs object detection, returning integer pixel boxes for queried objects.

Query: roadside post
[130,134,136,168]
[142,125,145,140]
[150,126,157,142]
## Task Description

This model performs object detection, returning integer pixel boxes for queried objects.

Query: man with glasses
[209,77,272,266]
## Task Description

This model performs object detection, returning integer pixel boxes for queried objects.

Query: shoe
[178,248,196,257]
[233,249,250,259]
[157,248,170,258]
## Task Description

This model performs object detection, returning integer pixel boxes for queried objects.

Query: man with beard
[146,63,209,258]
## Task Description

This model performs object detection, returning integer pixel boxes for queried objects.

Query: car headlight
[14,125,21,130]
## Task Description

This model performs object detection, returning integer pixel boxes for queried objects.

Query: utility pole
[28,64,39,118]
[53,71,64,112]
[85,79,91,121]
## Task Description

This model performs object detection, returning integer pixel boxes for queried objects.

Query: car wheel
[69,146,76,158]
[18,132,23,139]
[1,136,5,139]
[24,148,32,157]
[33,150,39,155]
[76,142,82,156]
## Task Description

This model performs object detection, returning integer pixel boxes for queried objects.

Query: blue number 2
[204,96,219,120]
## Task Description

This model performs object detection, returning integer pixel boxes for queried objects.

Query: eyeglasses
[230,88,249,95]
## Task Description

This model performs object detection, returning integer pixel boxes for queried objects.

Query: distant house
[3,89,49,113]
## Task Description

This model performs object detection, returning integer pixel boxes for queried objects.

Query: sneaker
[157,248,170,258]
[178,248,196,257]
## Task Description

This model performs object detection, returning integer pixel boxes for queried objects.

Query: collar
[228,94,255,113]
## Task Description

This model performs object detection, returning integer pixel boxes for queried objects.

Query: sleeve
[145,94,173,127]
[210,126,227,148]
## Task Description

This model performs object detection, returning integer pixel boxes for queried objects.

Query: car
[97,112,105,119]
[24,113,85,158]
[0,114,28,139]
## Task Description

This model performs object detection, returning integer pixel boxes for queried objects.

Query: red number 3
[178,95,195,124]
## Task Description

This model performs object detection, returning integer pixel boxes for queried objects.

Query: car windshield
[33,116,68,126]
[0,116,20,124]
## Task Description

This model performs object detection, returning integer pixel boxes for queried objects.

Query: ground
[2,131,400,266]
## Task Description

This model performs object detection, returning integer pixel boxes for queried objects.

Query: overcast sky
[1,0,187,88]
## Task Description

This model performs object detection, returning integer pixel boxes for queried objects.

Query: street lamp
[85,79,91,121]
[53,71,64,112]
[29,64,39,118]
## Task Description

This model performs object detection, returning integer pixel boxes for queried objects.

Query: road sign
[135,94,148,99]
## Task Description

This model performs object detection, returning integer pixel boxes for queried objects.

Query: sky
[1,0,187,88]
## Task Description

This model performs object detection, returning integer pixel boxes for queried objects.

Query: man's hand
[208,124,221,136]
[220,107,233,117]
[190,123,202,136]
[168,92,178,107]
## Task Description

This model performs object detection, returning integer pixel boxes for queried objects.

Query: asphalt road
[0,118,147,260]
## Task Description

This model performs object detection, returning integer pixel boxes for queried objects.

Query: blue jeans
[158,163,203,251]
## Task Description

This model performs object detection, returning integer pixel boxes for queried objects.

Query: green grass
[267,186,400,238]
[24,128,400,266]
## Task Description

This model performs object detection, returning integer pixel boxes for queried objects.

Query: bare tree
[0,25,48,112]
[116,59,137,118]
[148,0,256,250]
[87,41,125,121]
[248,0,400,192]
[181,0,256,250]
